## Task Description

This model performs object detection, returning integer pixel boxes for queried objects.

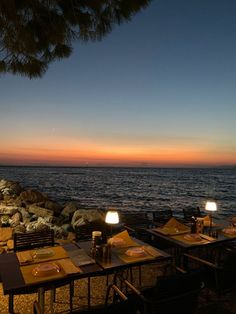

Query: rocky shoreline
[0,178,105,251]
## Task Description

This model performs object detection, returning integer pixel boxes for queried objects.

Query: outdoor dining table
[79,236,171,287]
[146,218,236,267]
[0,236,171,314]
[0,242,102,313]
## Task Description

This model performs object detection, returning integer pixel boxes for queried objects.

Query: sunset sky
[1,0,236,167]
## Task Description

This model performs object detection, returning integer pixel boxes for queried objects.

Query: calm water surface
[0,167,235,218]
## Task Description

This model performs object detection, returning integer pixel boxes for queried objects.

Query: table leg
[138,266,142,286]
[69,281,73,313]
[88,277,91,309]
[9,294,14,314]
[38,288,45,314]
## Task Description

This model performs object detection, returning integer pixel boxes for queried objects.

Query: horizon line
[0,164,235,169]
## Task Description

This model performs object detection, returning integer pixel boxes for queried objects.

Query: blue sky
[1,0,236,166]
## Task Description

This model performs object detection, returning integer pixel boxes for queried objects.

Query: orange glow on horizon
[0,138,235,167]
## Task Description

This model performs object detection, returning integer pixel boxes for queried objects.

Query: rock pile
[0,178,105,250]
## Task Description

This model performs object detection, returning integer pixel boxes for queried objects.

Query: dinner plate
[222,228,236,235]
[32,262,60,277]
[125,247,147,257]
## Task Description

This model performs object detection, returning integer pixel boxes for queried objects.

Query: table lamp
[105,210,119,237]
[205,201,217,235]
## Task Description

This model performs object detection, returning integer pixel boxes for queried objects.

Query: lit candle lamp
[205,201,217,236]
[105,210,119,237]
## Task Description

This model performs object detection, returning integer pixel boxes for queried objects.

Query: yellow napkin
[0,227,13,242]
[200,215,217,227]
[155,218,190,235]
[58,258,81,274]
[164,218,189,231]
[17,251,33,264]
[7,239,14,250]
[112,230,139,247]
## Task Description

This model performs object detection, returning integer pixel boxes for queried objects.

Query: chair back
[152,208,173,226]
[120,212,152,229]
[210,248,236,295]
[14,229,55,252]
[120,212,153,241]
[183,206,201,222]
[75,219,107,241]
[145,270,202,314]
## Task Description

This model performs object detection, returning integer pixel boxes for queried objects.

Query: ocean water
[0,166,236,218]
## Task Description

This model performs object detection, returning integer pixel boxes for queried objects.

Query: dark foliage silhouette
[0,0,151,78]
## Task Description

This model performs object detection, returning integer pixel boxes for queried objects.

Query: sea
[0,166,236,219]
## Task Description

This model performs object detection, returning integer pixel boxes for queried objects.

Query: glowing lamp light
[105,210,119,238]
[205,201,217,212]
[205,201,217,236]
[105,211,119,225]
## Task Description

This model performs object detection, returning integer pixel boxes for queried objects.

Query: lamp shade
[205,201,217,212]
[105,211,119,224]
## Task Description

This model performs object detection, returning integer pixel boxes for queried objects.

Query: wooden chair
[33,281,139,314]
[13,229,55,251]
[114,268,203,314]
[185,247,236,307]
[120,212,153,242]
[182,206,202,222]
[75,219,108,241]
[152,208,173,227]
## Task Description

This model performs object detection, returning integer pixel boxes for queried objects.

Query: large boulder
[0,204,19,215]
[25,217,51,232]
[0,179,7,190]
[10,212,22,227]
[44,200,62,216]
[27,205,54,218]
[18,189,48,204]
[61,201,79,218]
[71,209,104,229]
[0,179,22,196]
[14,224,26,233]
[18,207,31,221]
[51,225,67,239]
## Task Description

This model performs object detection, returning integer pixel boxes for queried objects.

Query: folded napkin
[155,218,190,235]
[0,227,13,242]
[164,217,189,230]
[200,215,217,227]
[58,258,81,275]
[17,251,33,264]
[7,239,14,250]
[112,230,139,247]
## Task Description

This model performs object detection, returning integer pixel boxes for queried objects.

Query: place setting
[16,245,68,265]
[153,217,190,236]
[16,245,82,285]
[108,230,163,263]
